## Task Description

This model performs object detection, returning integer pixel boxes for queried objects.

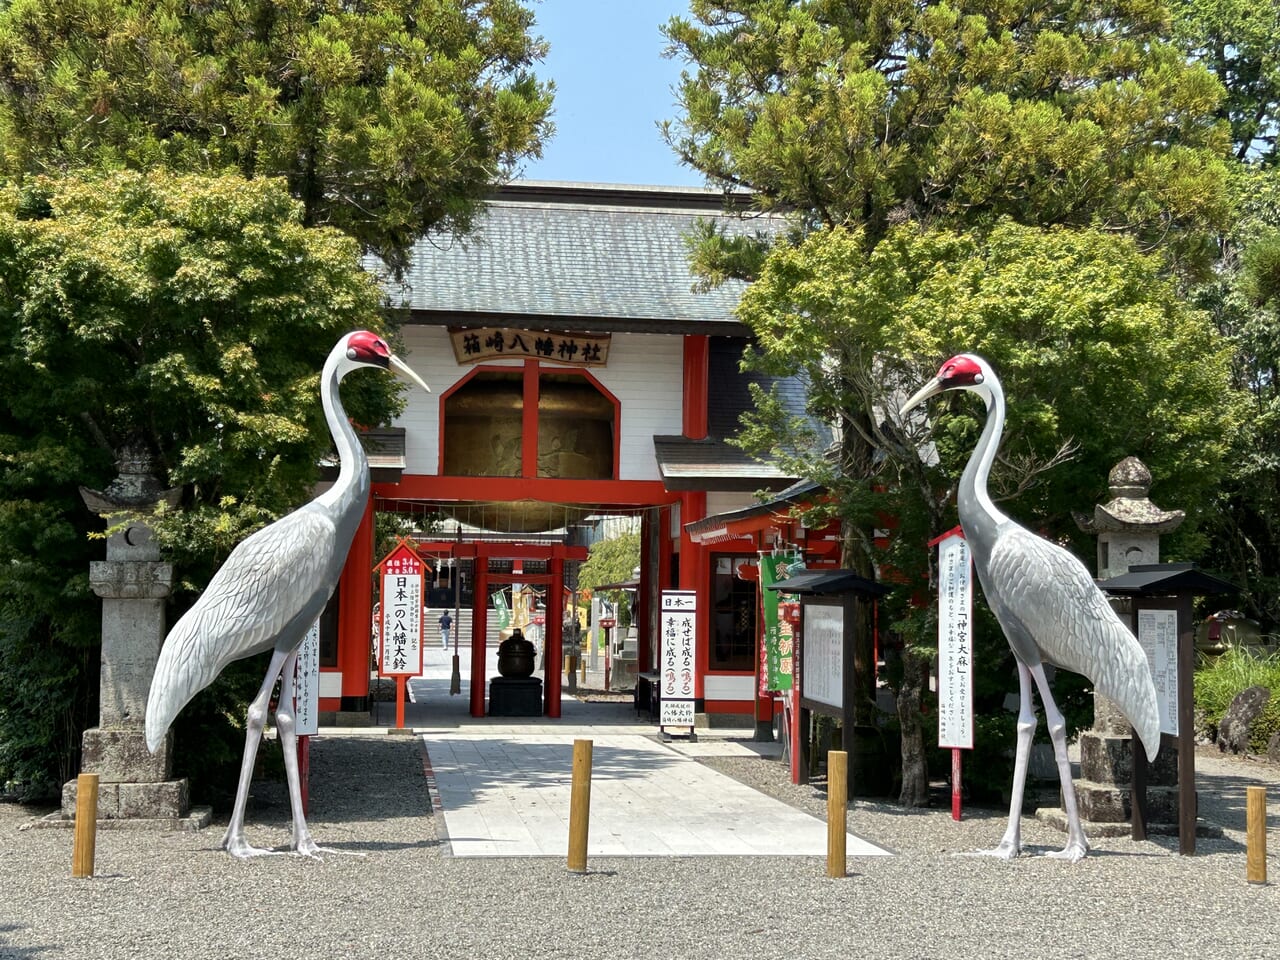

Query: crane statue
[900,354,1160,862]
[145,331,429,858]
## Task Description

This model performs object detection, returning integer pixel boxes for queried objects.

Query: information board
[800,603,843,709]
[379,543,424,677]
[1138,608,1179,736]
[937,531,974,749]
[659,590,697,729]
[293,619,321,736]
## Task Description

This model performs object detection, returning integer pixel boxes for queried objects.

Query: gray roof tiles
[393,183,783,330]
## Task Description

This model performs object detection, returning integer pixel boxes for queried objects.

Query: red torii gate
[413,539,589,718]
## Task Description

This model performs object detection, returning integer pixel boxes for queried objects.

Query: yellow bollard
[72,773,100,878]
[567,738,593,873]
[1247,785,1267,885]
[827,750,847,878]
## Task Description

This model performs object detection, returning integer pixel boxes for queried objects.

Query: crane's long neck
[957,377,1008,544]
[315,349,370,528]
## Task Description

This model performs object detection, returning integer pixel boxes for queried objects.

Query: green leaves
[666,0,1231,252]
[0,0,553,274]
[0,170,402,791]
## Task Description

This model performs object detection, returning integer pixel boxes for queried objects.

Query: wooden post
[395,675,406,730]
[72,773,99,878]
[1247,786,1267,884]
[567,738,593,873]
[1177,594,1196,856]
[951,748,963,821]
[299,735,310,816]
[827,750,847,878]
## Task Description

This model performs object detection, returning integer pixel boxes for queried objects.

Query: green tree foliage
[0,0,553,274]
[1167,1,1280,629]
[0,170,401,795]
[1190,165,1280,627]
[579,531,641,628]
[665,0,1230,264]
[1172,0,1280,162]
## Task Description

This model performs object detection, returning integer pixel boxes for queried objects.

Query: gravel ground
[3,730,1279,960]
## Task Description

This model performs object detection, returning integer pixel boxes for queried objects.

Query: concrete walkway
[374,642,890,860]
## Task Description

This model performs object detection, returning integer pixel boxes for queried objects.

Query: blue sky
[517,1,705,187]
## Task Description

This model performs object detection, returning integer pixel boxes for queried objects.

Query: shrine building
[317,181,837,725]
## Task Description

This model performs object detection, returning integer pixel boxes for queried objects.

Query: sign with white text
[378,541,425,677]
[937,531,974,749]
[1138,608,1179,736]
[660,590,697,730]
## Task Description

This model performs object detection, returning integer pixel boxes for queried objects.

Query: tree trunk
[896,646,930,806]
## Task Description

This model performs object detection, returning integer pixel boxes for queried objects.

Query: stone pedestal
[489,677,543,717]
[1072,693,1180,831]
[41,448,209,831]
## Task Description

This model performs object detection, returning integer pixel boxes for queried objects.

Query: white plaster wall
[395,327,684,481]
[706,491,761,517]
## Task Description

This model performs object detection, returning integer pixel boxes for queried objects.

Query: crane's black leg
[1030,663,1089,861]
[223,647,291,858]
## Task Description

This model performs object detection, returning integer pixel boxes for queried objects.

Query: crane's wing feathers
[985,525,1160,758]
[145,507,336,750]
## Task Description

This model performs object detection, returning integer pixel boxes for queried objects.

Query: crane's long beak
[390,353,430,393]
[899,378,941,417]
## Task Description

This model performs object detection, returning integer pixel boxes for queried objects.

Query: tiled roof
[652,436,797,492]
[392,181,785,333]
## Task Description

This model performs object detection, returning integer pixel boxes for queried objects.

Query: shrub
[1195,647,1280,752]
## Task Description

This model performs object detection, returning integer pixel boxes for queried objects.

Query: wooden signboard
[376,538,427,730]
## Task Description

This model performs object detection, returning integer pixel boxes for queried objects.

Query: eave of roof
[684,479,824,544]
[653,436,798,492]
[1098,563,1236,597]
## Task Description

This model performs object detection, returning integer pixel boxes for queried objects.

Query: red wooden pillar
[638,510,653,671]
[681,334,711,706]
[546,556,564,717]
[679,491,708,702]
[470,560,489,717]
[337,497,375,710]
[682,335,709,441]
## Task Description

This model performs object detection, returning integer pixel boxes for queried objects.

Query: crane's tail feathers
[1091,639,1161,762]
[145,607,232,753]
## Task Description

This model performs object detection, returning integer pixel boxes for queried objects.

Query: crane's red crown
[936,354,984,388]
[346,330,391,368]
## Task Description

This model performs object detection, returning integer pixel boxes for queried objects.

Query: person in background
[439,609,453,650]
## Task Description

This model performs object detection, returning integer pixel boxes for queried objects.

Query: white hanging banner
[659,590,697,730]
[937,529,974,750]
[294,619,321,736]
[1137,608,1179,736]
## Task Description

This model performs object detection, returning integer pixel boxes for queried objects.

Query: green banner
[493,591,512,630]
[759,553,799,691]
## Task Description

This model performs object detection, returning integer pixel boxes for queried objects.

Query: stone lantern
[1067,456,1183,830]
[1073,457,1185,580]
[50,444,209,829]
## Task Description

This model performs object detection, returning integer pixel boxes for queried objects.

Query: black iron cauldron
[497,628,536,678]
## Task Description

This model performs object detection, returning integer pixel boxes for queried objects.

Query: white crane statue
[145,330,429,858]
[900,353,1160,862]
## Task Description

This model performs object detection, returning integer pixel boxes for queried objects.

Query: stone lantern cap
[79,442,181,516]
[1074,456,1184,535]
